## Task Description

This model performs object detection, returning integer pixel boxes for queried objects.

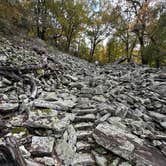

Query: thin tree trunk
[36,0,40,38]
[138,35,148,64]
[66,37,71,52]
[65,24,74,51]
[89,41,96,62]
[126,31,130,62]
[126,42,129,62]
[40,28,46,40]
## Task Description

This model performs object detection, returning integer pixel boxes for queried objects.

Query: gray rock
[34,98,77,111]
[43,157,55,166]
[56,134,76,165]
[99,113,111,122]
[76,130,93,140]
[65,74,78,81]
[97,103,115,113]
[94,85,104,95]
[39,92,58,101]
[2,78,12,85]
[7,114,25,127]
[92,95,107,102]
[30,136,54,156]
[93,122,166,166]
[25,109,75,133]
[149,111,166,121]
[92,151,107,166]
[69,82,84,89]
[57,92,77,102]
[74,122,94,130]
[134,145,166,166]
[158,73,166,79]
[0,103,18,112]
[19,145,31,158]
[55,125,77,165]
[72,153,95,166]
[72,108,96,115]
[160,121,166,129]
[33,100,66,110]
[93,122,136,160]
[153,84,166,97]
[75,114,96,122]
[25,159,43,166]
[110,158,120,166]
[76,141,91,151]
[64,125,77,149]
[119,162,132,166]
[80,87,94,94]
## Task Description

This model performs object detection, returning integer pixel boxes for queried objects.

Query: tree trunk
[40,27,46,40]
[37,25,40,38]
[66,37,71,52]
[138,36,148,64]
[107,49,111,62]
[89,46,95,62]
[155,59,160,68]
[36,0,40,39]
[125,42,130,62]
[89,40,96,62]
[65,24,74,52]
[126,31,130,62]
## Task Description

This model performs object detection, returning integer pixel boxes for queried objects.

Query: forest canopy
[0,0,166,67]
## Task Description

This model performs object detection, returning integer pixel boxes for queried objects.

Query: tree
[106,37,126,63]
[49,0,88,51]
[143,11,166,67]
[126,0,152,64]
[86,0,112,61]
[0,0,25,34]
[110,5,137,62]
[30,0,50,40]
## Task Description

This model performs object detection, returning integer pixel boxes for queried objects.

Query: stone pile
[0,36,166,166]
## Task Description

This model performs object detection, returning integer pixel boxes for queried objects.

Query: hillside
[0,35,166,166]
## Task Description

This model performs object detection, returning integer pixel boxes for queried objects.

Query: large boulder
[93,121,166,166]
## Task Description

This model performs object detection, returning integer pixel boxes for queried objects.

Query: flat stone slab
[39,92,58,101]
[76,141,91,151]
[55,126,77,166]
[76,130,93,140]
[152,84,166,97]
[30,136,54,156]
[33,100,65,110]
[92,95,107,102]
[0,103,18,112]
[24,109,75,133]
[34,98,77,111]
[93,122,166,166]
[72,153,95,166]
[72,108,96,115]
[69,82,84,89]
[148,111,166,121]
[74,122,94,130]
[93,122,136,160]
[92,151,108,166]
[75,114,96,122]
[56,140,76,165]
[160,121,166,129]
[65,74,78,81]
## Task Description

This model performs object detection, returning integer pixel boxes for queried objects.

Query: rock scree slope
[0,36,166,166]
